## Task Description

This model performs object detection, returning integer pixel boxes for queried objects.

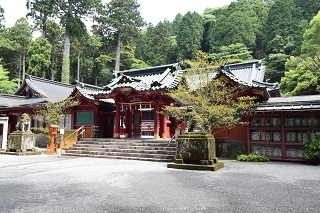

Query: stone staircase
[62,138,176,162]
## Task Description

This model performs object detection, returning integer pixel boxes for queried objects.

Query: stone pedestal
[175,133,216,165]
[7,131,36,152]
[167,133,224,171]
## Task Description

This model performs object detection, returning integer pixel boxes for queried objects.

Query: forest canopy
[0,0,319,96]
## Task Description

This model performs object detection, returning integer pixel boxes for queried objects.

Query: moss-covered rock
[175,132,217,165]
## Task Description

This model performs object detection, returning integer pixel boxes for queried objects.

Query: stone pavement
[0,154,319,213]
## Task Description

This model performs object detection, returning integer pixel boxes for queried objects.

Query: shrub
[303,132,320,161]
[237,153,269,162]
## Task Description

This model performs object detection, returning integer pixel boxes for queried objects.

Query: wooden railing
[60,126,85,150]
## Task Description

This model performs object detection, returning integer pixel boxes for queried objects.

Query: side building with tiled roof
[248,94,320,161]
[0,75,114,150]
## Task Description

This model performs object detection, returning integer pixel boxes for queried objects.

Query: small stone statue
[15,113,31,132]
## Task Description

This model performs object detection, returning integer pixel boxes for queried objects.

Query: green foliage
[177,12,204,60]
[265,53,289,83]
[0,61,19,94]
[145,21,173,66]
[280,12,320,95]
[303,132,320,160]
[9,18,32,80]
[1,0,320,89]
[27,37,52,78]
[209,43,252,63]
[26,0,58,36]
[164,51,257,133]
[237,153,269,162]
[263,0,300,55]
[280,56,318,96]
[33,96,80,126]
[94,0,144,72]
[301,11,320,55]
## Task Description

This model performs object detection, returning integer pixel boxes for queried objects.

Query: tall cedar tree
[94,0,144,72]
[176,12,203,60]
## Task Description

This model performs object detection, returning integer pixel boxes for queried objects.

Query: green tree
[303,132,320,161]
[265,53,289,83]
[145,21,172,66]
[176,12,204,60]
[26,0,58,36]
[301,11,320,55]
[262,0,300,55]
[0,61,19,94]
[0,26,20,80]
[9,18,33,82]
[280,56,318,96]
[164,51,257,133]
[27,37,52,78]
[0,5,5,25]
[208,43,252,63]
[294,0,320,22]
[94,0,144,72]
[44,20,64,81]
[28,0,102,84]
[280,11,320,96]
[60,0,101,84]
[33,96,80,126]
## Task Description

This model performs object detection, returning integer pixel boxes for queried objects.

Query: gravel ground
[0,155,319,213]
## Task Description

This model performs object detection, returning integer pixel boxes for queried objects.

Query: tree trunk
[18,54,22,86]
[22,51,26,80]
[77,52,80,81]
[62,27,71,84]
[114,31,121,73]
[51,55,54,81]
[61,0,72,84]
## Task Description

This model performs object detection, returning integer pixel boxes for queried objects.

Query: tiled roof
[75,82,114,103]
[225,60,265,83]
[95,63,184,95]
[219,60,280,92]
[255,94,320,111]
[15,75,75,102]
[0,75,114,110]
[0,94,28,107]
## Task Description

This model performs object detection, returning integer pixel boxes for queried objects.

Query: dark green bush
[303,132,320,161]
[237,153,269,162]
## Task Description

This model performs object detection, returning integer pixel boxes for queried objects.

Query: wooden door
[132,110,141,138]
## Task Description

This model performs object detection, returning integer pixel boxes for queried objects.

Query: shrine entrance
[140,109,154,138]
[132,109,154,138]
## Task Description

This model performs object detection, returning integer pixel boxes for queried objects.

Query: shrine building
[0,60,320,161]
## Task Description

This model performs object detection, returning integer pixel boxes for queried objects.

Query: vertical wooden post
[154,102,159,139]
[161,113,168,138]
[115,103,120,138]
[246,116,251,154]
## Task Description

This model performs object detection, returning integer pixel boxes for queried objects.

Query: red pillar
[161,113,168,138]
[246,115,251,154]
[115,103,120,138]
[154,102,159,139]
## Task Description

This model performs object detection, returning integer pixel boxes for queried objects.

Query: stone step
[68,147,175,154]
[62,153,174,162]
[63,150,174,161]
[65,148,174,158]
[76,141,174,147]
[71,144,175,150]
[61,138,176,162]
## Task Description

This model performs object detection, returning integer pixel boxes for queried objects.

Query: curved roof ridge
[26,74,74,88]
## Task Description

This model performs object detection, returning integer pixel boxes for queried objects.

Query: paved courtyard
[0,154,319,213]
